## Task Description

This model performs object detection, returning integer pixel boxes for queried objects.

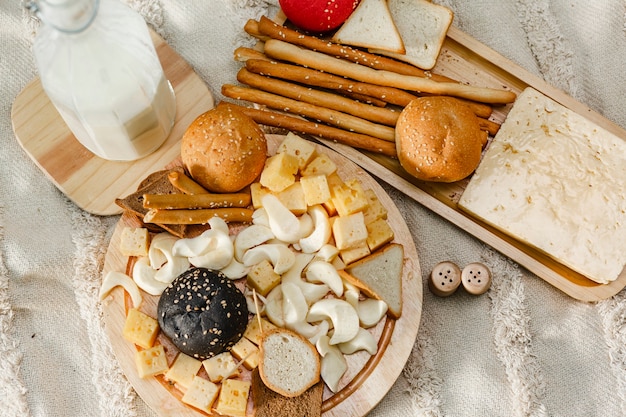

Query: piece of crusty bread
[331,0,405,54]
[251,368,323,417]
[395,96,485,183]
[340,243,404,319]
[258,328,320,398]
[115,168,188,238]
[370,0,453,70]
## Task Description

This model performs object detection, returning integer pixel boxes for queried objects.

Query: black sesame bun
[157,267,249,359]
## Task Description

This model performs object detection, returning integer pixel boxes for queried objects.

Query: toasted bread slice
[258,328,320,398]
[340,243,404,319]
[331,0,405,54]
[370,0,453,70]
[251,368,323,417]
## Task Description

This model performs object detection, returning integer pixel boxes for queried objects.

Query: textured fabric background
[1,1,625,416]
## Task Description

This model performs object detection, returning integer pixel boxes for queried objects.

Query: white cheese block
[458,87,626,284]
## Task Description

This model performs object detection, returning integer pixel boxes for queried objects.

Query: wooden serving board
[100,134,423,417]
[315,25,626,302]
[10,31,214,216]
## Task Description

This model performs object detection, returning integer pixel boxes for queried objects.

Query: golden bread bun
[395,97,484,182]
[181,103,267,193]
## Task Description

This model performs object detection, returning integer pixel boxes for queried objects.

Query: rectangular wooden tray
[316,25,626,302]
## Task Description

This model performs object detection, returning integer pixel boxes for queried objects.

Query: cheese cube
[250,182,269,210]
[366,218,395,252]
[332,179,369,217]
[123,308,159,349]
[277,132,317,170]
[119,227,149,257]
[363,189,388,224]
[301,153,337,177]
[260,152,299,193]
[243,316,277,345]
[181,376,219,413]
[135,345,169,378]
[332,211,368,250]
[326,172,345,197]
[230,337,259,370]
[300,174,331,206]
[202,352,240,382]
[276,182,307,215]
[340,241,371,265]
[247,259,281,297]
[164,353,202,390]
[214,378,251,417]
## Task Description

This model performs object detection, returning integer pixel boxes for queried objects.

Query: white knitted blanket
[1,1,625,416]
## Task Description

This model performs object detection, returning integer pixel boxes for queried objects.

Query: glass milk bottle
[27,0,176,161]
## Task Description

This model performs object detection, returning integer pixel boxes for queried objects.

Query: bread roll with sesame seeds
[395,96,485,183]
[181,103,268,193]
[157,267,249,360]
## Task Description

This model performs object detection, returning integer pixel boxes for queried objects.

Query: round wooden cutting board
[100,134,423,417]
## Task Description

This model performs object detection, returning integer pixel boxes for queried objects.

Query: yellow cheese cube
[230,337,259,370]
[276,182,307,215]
[123,308,159,349]
[250,182,270,210]
[260,152,299,193]
[332,179,369,217]
[340,241,371,265]
[363,189,388,224]
[301,153,337,177]
[181,376,219,413]
[277,132,317,170]
[135,345,169,378]
[215,378,251,417]
[202,352,240,383]
[300,174,331,206]
[332,211,368,250]
[164,353,202,390]
[119,227,149,257]
[366,218,395,252]
[243,316,277,346]
[247,259,281,297]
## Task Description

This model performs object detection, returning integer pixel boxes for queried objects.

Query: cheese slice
[458,88,626,284]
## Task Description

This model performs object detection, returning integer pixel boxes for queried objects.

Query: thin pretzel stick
[222,84,396,142]
[236,68,399,126]
[263,39,517,105]
[233,105,398,157]
[143,192,251,210]
[167,171,209,195]
[245,59,418,107]
[256,16,454,82]
[144,208,254,225]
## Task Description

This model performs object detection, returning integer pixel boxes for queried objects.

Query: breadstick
[245,59,418,107]
[263,39,517,105]
[236,68,399,126]
[477,117,501,136]
[233,105,397,157]
[341,92,388,107]
[244,18,268,41]
[143,192,251,210]
[256,16,454,82]
[167,171,209,195]
[234,46,269,63]
[144,208,254,225]
[222,84,396,141]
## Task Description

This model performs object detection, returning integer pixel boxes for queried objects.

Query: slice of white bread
[258,328,321,398]
[331,0,405,54]
[340,243,404,319]
[370,0,453,70]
